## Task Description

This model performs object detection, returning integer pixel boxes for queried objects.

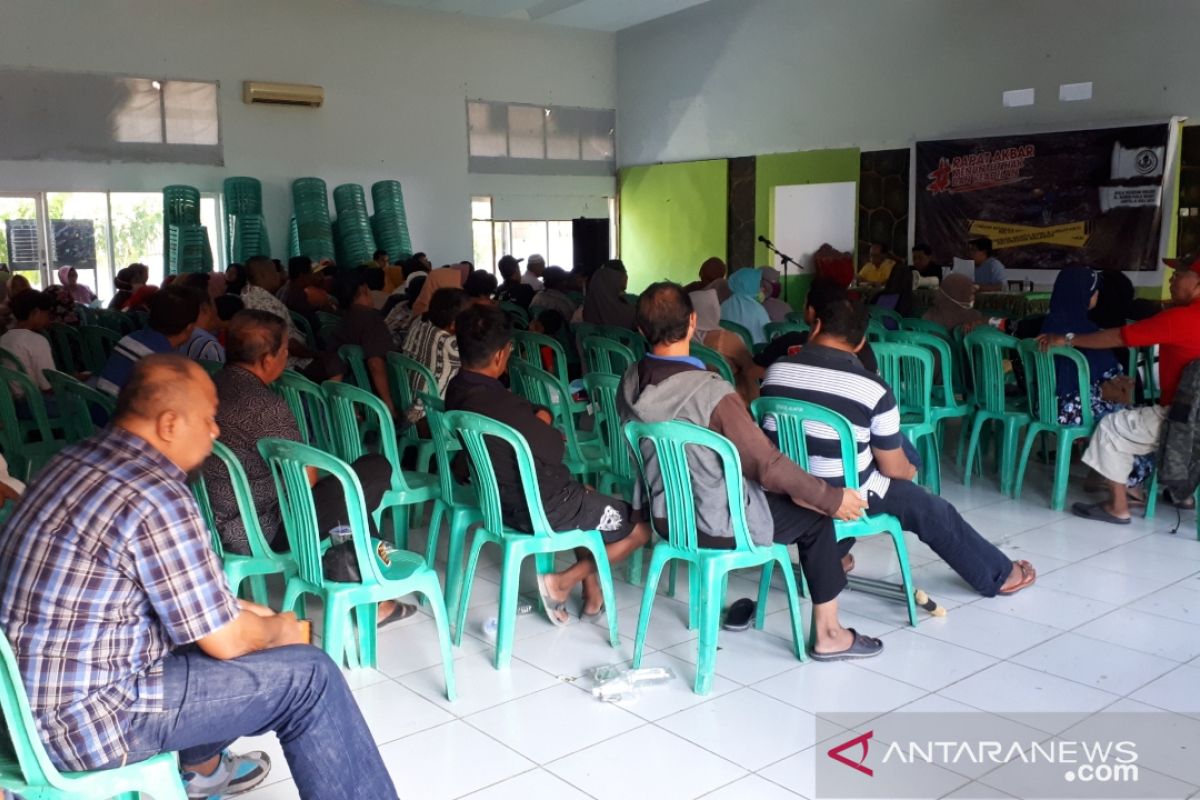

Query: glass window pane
[468,101,507,157]
[109,192,165,287]
[492,222,511,273]
[507,105,545,160]
[112,77,163,144]
[164,80,219,146]
[581,108,616,162]
[546,108,580,160]
[472,221,494,274]
[510,221,548,264]
[471,196,493,220]
[0,196,44,288]
[548,221,573,270]
[47,192,111,302]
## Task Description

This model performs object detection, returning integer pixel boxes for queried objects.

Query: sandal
[721,597,756,632]
[378,601,418,628]
[536,573,570,627]
[997,560,1037,596]
[809,628,884,662]
[1071,501,1131,525]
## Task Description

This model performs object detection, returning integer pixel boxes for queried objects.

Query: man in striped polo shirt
[761,299,1036,598]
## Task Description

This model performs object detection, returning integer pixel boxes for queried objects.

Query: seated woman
[720,267,771,344]
[1041,266,1152,499]
[759,266,792,322]
[871,261,914,326]
[923,273,985,332]
[692,288,763,404]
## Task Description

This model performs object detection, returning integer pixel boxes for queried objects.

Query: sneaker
[183,749,271,799]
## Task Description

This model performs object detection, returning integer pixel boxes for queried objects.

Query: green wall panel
[618,159,728,292]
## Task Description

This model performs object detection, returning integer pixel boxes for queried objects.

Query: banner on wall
[915,123,1170,271]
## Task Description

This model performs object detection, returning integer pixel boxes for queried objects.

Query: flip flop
[809,628,884,662]
[997,560,1037,596]
[536,573,570,627]
[721,597,756,632]
[378,602,418,628]
[1071,501,1131,525]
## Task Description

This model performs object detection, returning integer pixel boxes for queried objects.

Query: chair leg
[391,504,410,551]
[754,560,774,629]
[323,595,352,668]
[421,577,457,701]
[424,500,445,571]
[889,529,920,627]
[1144,470,1159,521]
[1050,432,1073,512]
[1012,427,1039,503]
[493,547,524,670]
[626,543,645,586]
[962,414,987,488]
[775,550,808,661]
[247,574,270,607]
[354,602,378,668]
[443,511,471,634]
[924,433,942,495]
[454,534,488,646]
[1000,418,1023,496]
[666,559,678,597]
[633,548,669,668]
[687,562,700,631]
[694,560,723,695]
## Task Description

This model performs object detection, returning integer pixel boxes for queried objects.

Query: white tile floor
[239,449,1200,800]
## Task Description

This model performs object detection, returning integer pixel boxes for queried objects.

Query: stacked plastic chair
[370,180,413,260]
[163,185,212,275]
[223,176,271,262]
[291,178,336,262]
[331,183,377,267]
[287,216,301,259]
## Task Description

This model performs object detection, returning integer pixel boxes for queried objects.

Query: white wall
[0,0,616,264]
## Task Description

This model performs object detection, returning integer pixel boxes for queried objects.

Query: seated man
[1040,256,1200,522]
[754,277,878,372]
[618,283,881,660]
[494,255,534,309]
[283,256,331,336]
[445,304,650,622]
[401,286,468,425]
[857,242,896,287]
[762,298,1036,597]
[241,255,343,383]
[332,270,397,415]
[0,354,398,800]
[0,289,61,411]
[178,288,226,363]
[97,284,198,396]
[968,237,1007,292]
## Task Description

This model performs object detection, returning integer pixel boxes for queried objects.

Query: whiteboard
[771,182,858,272]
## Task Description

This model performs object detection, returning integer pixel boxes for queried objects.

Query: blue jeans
[867,479,1012,596]
[117,645,398,800]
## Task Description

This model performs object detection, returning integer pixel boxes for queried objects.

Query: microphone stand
[761,240,800,303]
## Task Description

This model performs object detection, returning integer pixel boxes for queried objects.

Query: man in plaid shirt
[0,354,398,800]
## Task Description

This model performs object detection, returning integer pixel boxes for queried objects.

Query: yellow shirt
[858,259,895,285]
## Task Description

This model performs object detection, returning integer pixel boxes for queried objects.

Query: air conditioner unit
[242,81,324,108]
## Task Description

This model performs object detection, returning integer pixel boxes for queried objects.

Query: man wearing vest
[1039,256,1200,524]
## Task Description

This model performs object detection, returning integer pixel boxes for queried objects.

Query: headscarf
[411,267,462,318]
[683,257,727,294]
[875,261,915,317]
[582,266,636,329]
[923,273,984,330]
[1041,267,1117,397]
[720,267,770,344]
[57,266,95,304]
[689,289,722,341]
[759,266,792,322]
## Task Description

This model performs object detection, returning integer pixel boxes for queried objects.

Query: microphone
[758,235,774,247]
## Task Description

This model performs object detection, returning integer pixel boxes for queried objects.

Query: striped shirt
[179,327,225,363]
[400,317,459,421]
[96,329,173,396]
[0,427,239,771]
[761,344,902,499]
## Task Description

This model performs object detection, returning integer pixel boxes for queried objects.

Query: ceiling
[368,0,714,32]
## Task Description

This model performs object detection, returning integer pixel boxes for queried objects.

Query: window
[472,217,574,274]
[467,100,615,176]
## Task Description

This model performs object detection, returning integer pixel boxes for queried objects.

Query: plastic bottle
[482,617,498,640]
[328,524,352,546]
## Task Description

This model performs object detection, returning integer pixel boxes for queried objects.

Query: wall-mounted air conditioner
[242,81,324,108]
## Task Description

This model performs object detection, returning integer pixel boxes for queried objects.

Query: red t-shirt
[1120,299,1200,405]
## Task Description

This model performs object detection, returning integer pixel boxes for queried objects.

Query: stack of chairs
[370,180,413,261]
[163,185,212,275]
[331,184,377,267]
[223,177,271,262]
[291,178,336,263]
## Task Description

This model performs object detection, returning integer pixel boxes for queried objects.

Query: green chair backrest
[623,419,757,553]
[191,440,281,562]
[763,321,809,341]
[259,437,383,587]
[963,327,1022,415]
[884,330,959,404]
[44,370,113,443]
[316,310,341,329]
[46,323,80,374]
[689,341,735,384]
[499,302,529,327]
[584,372,633,483]
[719,320,754,351]
[785,311,809,324]
[511,329,570,389]
[94,309,132,334]
[197,359,223,376]
[867,306,904,328]
[751,396,862,492]
[587,324,646,360]
[580,335,636,377]
[443,410,555,537]
[0,624,77,792]
[322,380,406,481]
[508,360,586,461]
[0,347,21,373]
[79,325,120,374]
[337,344,369,389]
[74,303,96,326]
[418,391,463,502]
[386,352,437,420]
[866,318,889,342]
[289,311,317,350]
[0,365,56,446]
[274,369,333,452]
[899,317,951,339]
[1017,340,1093,429]
[873,341,935,427]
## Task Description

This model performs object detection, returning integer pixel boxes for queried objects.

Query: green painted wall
[754,148,861,309]
[617,159,728,293]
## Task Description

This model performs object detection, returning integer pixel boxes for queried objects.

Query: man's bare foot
[812,625,855,655]
[997,560,1037,595]
[538,573,572,624]
[581,573,603,616]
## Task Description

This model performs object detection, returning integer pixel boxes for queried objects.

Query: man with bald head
[0,354,399,799]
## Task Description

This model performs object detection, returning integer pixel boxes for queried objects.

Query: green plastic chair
[866,317,889,342]
[419,392,480,627]
[752,396,919,627]
[317,322,340,350]
[689,341,735,384]
[580,335,637,377]
[289,310,318,350]
[508,360,607,481]
[1127,344,1160,402]
[190,440,297,606]
[1012,341,1095,510]
[962,328,1031,496]
[323,381,442,552]
[873,342,940,494]
[0,627,187,799]
[45,323,80,374]
[196,359,222,377]
[511,329,591,424]
[867,305,904,329]
[446,410,620,669]
[624,420,807,695]
[44,370,113,444]
[582,324,646,361]
[498,302,529,328]
[763,321,809,341]
[316,310,341,329]
[719,319,755,351]
[0,366,67,481]
[94,310,133,335]
[0,347,21,373]
[79,325,120,374]
[385,352,437,472]
[259,437,455,698]
[899,318,951,339]
[336,344,369,390]
[583,373,644,583]
[274,369,334,453]
[785,311,810,324]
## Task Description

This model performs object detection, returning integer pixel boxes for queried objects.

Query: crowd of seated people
[3,243,1198,800]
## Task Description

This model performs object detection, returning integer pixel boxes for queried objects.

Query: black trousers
[269,453,393,549]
